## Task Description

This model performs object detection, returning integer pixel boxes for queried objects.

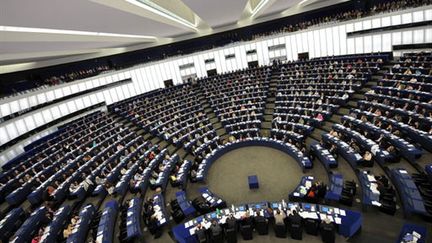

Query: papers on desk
[339,209,346,216]
[333,208,340,215]
[371,201,382,207]
[334,217,342,224]
[370,184,380,194]
[299,211,319,219]
[367,175,376,182]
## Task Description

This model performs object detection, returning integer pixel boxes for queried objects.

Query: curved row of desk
[172,200,362,243]
[196,137,312,181]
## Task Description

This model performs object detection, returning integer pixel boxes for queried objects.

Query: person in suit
[240,211,253,226]
[254,210,266,224]
[320,216,336,243]
[254,210,268,234]
[195,223,207,242]
[147,215,162,239]
[225,214,237,230]
[210,220,222,237]
[289,210,302,226]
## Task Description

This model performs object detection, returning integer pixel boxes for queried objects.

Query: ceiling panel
[0,54,96,66]
[0,0,188,37]
[0,0,345,69]
[259,0,300,18]
[0,42,137,54]
[182,0,249,28]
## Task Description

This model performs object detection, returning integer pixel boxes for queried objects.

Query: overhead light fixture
[0,25,157,39]
[251,0,270,18]
[126,0,199,31]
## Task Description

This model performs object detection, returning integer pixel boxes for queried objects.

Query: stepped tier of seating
[199,66,272,139]
[271,55,386,154]
[0,52,430,243]
[321,52,432,219]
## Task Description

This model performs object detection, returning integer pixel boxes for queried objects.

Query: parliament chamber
[0,0,431,242]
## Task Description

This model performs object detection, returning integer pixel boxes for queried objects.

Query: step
[210,117,219,123]
[263,114,273,121]
[143,133,152,140]
[167,144,178,154]
[261,121,272,129]
[360,87,370,93]
[347,101,358,108]
[260,129,271,137]
[265,103,275,108]
[338,108,350,115]
[266,97,276,102]
[213,123,223,130]
[151,137,162,144]
[320,122,333,132]
[329,114,342,123]
[365,81,377,87]
[136,130,145,136]
[176,149,187,159]
[305,137,318,147]
[352,93,364,100]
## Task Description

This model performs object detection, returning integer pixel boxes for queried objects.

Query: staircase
[197,88,229,142]
[109,110,191,160]
[260,71,279,137]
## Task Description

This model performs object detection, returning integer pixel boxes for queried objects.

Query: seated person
[320,216,336,243]
[274,209,286,226]
[385,145,401,163]
[195,223,207,242]
[63,215,79,238]
[225,214,237,230]
[210,220,222,236]
[362,151,373,167]
[147,215,162,239]
[288,210,302,229]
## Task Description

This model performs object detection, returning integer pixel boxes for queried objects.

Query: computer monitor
[322,207,329,213]
[256,205,261,209]
[272,203,278,208]
[304,204,311,210]
[239,206,245,211]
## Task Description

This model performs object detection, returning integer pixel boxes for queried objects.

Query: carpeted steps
[199,93,229,138]
[260,76,278,136]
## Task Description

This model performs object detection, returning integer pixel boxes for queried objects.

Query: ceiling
[0,0,348,73]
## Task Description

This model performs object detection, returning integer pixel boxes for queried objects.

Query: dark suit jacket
[225,217,237,229]
[290,214,302,226]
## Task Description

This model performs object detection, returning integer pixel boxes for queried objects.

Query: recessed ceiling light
[0,25,157,39]
[126,0,199,31]
[251,0,270,18]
